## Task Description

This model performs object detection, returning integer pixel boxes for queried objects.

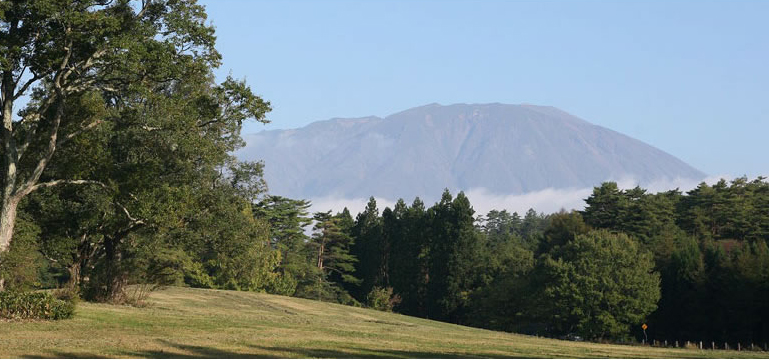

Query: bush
[366,287,400,312]
[0,291,75,320]
[52,287,80,303]
[0,214,46,291]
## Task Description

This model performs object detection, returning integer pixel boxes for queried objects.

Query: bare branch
[21,32,76,196]
[42,253,60,264]
[197,119,220,128]
[115,201,145,226]
[22,179,107,196]
[57,119,104,146]
[13,73,45,100]
[16,95,56,160]
[55,38,74,92]
[63,48,107,83]
[19,100,64,194]
[137,0,152,19]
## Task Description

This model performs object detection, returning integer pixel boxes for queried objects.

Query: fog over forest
[307,175,730,218]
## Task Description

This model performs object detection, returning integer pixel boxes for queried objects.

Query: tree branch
[137,0,152,19]
[197,119,221,128]
[16,95,56,160]
[57,119,104,146]
[21,179,107,197]
[20,34,75,196]
[19,100,64,194]
[13,73,44,100]
[115,201,145,226]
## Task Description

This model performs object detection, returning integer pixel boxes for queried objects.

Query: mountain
[236,103,706,201]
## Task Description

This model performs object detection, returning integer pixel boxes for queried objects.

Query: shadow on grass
[247,345,514,358]
[23,339,515,359]
[22,352,109,359]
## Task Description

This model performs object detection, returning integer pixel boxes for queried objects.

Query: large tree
[253,195,313,295]
[0,0,269,290]
[536,230,660,340]
[425,190,486,322]
[304,210,359,302]
[350,197,385,300]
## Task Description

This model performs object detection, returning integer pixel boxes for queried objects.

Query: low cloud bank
[307,175,732,217]
[309,195,397,219]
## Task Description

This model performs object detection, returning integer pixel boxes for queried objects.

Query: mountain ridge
[237,103,706,201]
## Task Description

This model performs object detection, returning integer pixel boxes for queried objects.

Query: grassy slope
[1,287,765,359]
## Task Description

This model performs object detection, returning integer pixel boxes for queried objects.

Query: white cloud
[464,187,591,215]
[308,195,396,217]
[307,176,733,217]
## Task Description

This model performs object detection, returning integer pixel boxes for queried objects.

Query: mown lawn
[1,287,766,358]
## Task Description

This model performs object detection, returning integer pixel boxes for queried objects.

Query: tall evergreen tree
[425,190,485,322]
[253,195,313,295]
[388,197,429,317]
[350,197,384,300]
[303,211,359,303]
[582,182,627,231]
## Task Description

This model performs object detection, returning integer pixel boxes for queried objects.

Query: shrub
[0,291,75,320]
[366,287,400,312]
[267,273,298,296]
[52,287,80,303]
[0,215,45,291]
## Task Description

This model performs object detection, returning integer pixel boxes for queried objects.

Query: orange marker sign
[642,324,648,330]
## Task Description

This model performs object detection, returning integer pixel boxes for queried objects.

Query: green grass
[1,287,765,358]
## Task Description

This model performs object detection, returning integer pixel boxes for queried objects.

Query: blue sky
[200,0,768,178]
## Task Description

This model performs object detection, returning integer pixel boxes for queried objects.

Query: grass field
[1,286,766,358]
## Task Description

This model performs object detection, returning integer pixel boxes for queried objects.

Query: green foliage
[254,195,313,297]
[425,191,486,322]
[481,210,522,242]
[536,230,660,341]
[466,240,535,332]
[582,182,627,230]
[266,272,299,296]
[0,291,75,320]
[538,210,590,254]
[299,211,360,303]
[366,286,399,312]
[350,197,385,300]
[2,1,766,348]
[0,212,53,291]
[677,177,769,243]
[387,197,430,317]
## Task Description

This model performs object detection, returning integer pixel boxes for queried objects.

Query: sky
[200,0,768,179]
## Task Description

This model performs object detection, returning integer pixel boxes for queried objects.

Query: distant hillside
[2,287,761,358]
[237,103,705,201]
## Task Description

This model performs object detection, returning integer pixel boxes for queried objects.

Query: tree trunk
[103,236,119,300]
[0,197,18,255]
[0,195,19,292]
[1,61,20,292]
[67,262,81,289]
[317,238,325,271]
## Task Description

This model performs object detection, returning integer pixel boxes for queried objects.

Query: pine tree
[253,196,313,295]
[304,211,360,302]
[349,197,384,300]
[388,197,429,317]
[582,182,627,230]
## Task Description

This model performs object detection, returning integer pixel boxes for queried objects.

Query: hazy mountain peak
[238,103,705,202]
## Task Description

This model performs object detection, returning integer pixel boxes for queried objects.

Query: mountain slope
[2,287,760,358]
[237,103,705,201]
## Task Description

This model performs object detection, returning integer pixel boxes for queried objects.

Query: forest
[0,0,767,349]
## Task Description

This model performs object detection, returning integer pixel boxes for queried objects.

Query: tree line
[1,0,766,346]
[258,179,766,345]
